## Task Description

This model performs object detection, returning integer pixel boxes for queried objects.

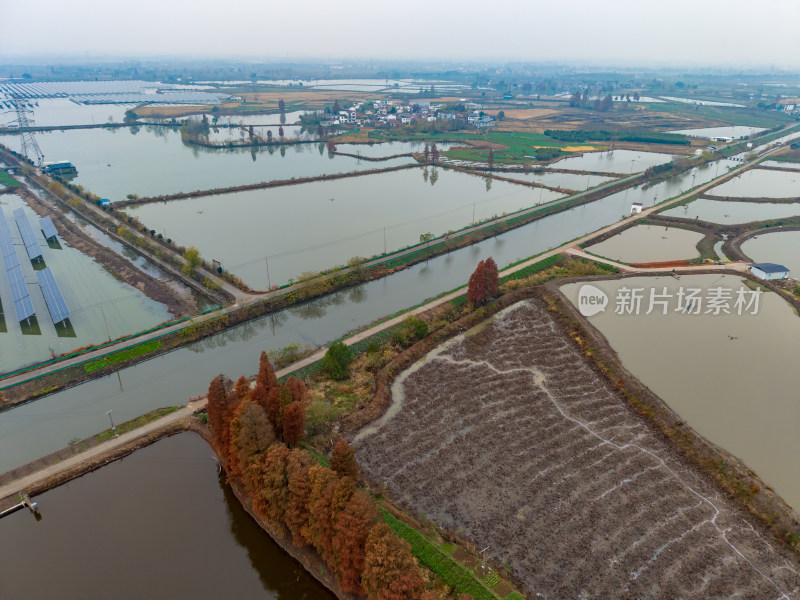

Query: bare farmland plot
[354,300,800,598]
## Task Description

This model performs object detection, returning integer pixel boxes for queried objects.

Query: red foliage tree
[362,523,425,600]
[303,466,339,559]
[257,444,290,530]
[265,386,282,438]
[235,375,251,400]
[467,260,487,305]
[229,400,275,483]
[286,376,309,403]
[250,380,268,414]
[285,449,314,545]
[207,374,229,451]
[257,351,278,392]
[330,439,360,481]
[467,257,499,306]
[283,401,306,447]
[333,490,379,595]
[484,256,499,298]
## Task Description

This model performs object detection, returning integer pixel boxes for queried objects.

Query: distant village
[316,99,497,129]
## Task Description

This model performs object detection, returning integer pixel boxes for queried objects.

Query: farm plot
[353,300,800,598]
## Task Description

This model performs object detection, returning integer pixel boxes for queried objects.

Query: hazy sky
[3,0,800,68]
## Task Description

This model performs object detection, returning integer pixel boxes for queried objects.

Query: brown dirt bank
[116,163,420,206]
[14,187,197,317]
[702,193,800,203]
[351,283,800,597]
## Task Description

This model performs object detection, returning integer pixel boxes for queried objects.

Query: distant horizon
[2,55,799,77]
[2,0,800,71]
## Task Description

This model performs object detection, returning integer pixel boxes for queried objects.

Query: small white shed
[750,263,790,280]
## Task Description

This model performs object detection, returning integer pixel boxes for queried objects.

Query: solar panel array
[39,216,58,240]
[0,209,35,321]
[8,264,35,321]
[13,208,43,261]
[37,267,70,324]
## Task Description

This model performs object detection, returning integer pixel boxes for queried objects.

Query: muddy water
[0,194,172,374]
[128,167,562,288]
[669,126,765,139]
[498,171,615,190]
[661,198,800,224]
[585,225,703,263]
[562,274,800,509]
[0,129,414,200]
[757,160,800,171]
[0,156,744,472]
[545,150,672,173]
[741,230,800,275]
[0,433,334,600]
[707,168,800,198]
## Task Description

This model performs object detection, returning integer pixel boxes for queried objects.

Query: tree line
[545,129,690,146]
[206,353,434,599]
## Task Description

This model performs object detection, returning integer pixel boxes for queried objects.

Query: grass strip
[84,340,162,374]
[381,508,499,600]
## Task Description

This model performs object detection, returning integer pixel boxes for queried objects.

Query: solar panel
[7,264,35,321]
[0,209,17,261]
[37,267,70,324]
[40,216,58,240]
[13,208,43,261]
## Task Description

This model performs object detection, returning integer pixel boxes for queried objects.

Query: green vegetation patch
[0,170,22,187]
[381,508,500,600]
[545,129,690,146]
[94,405,181,441]
[445,131,575,164]
[653,101,794,129]
[499,254,565,283]
[84,340,163,374]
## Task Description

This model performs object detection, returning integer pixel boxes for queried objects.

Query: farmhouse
[630,202,643,215]
[749,262,790,280]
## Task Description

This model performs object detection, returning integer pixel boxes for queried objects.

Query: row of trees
[422,143,440,164]
[206,353,430,599]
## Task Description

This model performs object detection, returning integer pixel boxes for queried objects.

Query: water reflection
[0,433,334,600]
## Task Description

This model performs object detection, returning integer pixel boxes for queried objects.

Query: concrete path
[0,403,199,502]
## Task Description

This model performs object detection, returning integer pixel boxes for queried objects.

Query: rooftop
[750,263,789,274]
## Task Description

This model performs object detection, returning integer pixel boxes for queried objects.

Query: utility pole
[106,410,119,438]
[265,256,271,290]
[480,546,490,576]
[99,304,111,342]
[383,227,387,255]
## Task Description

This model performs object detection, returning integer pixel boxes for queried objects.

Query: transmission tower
[7,96,45,166]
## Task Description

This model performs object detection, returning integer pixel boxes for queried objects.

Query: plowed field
[354,300,800,598]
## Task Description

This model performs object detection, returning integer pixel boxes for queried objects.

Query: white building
[750,263,790,280]
[630,202,643,215]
